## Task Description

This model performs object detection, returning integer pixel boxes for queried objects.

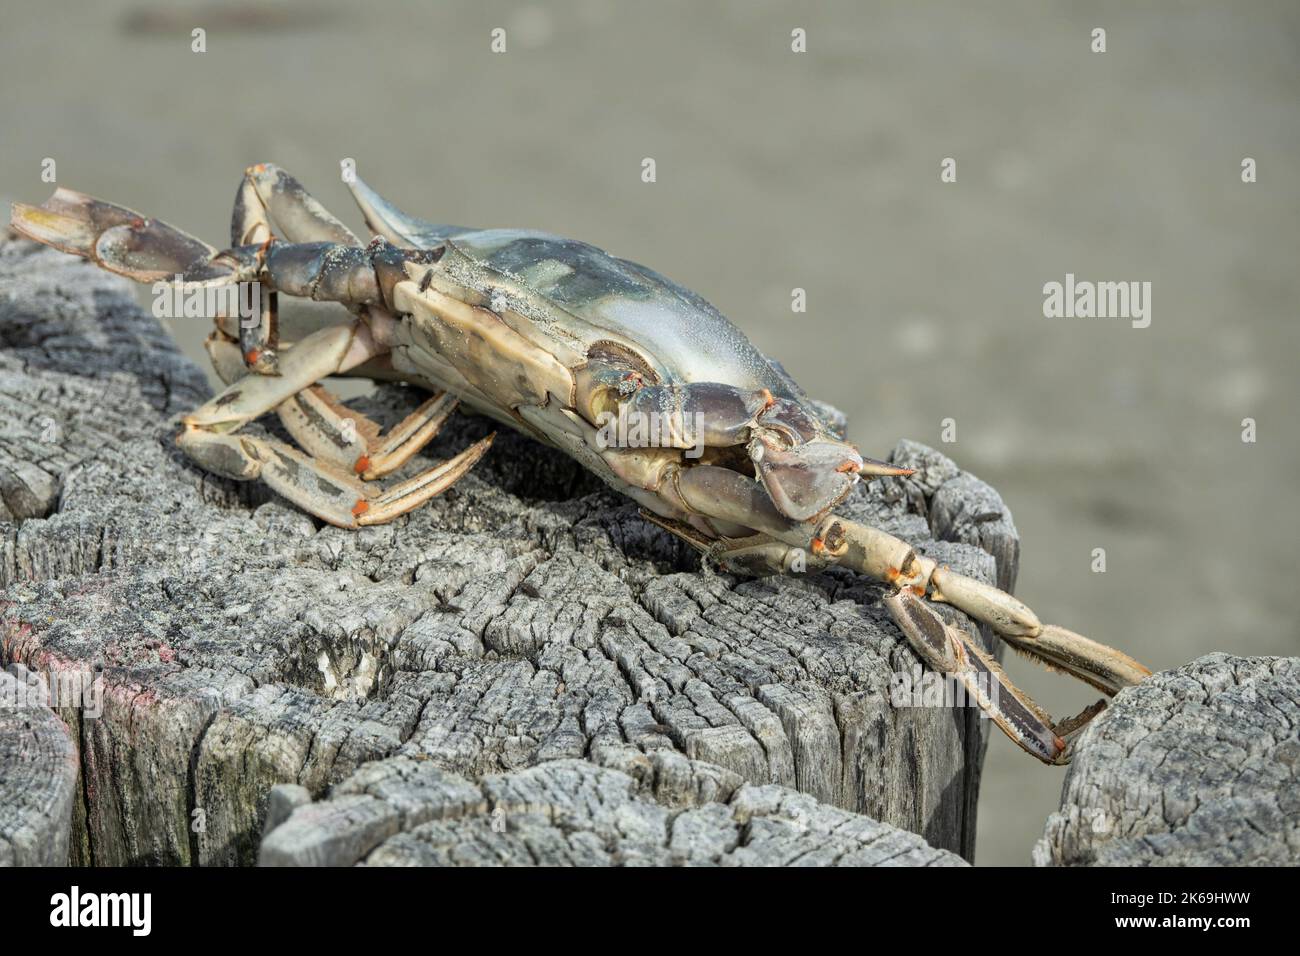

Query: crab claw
[11,188,228,283]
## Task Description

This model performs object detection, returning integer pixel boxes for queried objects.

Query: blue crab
[10,164,1150,763]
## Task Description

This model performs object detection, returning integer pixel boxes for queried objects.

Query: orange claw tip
[353,455,371,475]
[351,499,369,517]
[244,349,260,364]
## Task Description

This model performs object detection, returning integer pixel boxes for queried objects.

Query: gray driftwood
[0,232,1021,866]
[1036,653,1300,866]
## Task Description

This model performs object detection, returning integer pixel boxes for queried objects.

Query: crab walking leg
[231,163,360,248]
[181,319,493,525]
[185,324,370,430]
[230,163,363,374]
[806,512,1151,694]
[205,332,252,386]
[233,285,281,375]
[184,238,421,428]
[359,393,463,479]
[668,466,1144,758]
[276,385,375,469]
[355,434,494,524]
[647,507,1101,764]
[265,431,491,527]
[202,235,447,473]
[180,322,373,518]
[274,384,464,480]
[178,428,493,529]
[206,331,377,462]
[639,512,834,577]
[179,429,368,527]
[209,323,460,480]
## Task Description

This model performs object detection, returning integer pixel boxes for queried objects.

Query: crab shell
[350,179,868,535]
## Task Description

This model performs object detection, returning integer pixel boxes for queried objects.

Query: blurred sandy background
[3,0,1297,865]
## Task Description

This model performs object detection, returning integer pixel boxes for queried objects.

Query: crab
[10,164,1150,764]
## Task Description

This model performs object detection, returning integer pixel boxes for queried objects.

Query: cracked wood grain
[261,758,966,867]
[1036,653,1300,866]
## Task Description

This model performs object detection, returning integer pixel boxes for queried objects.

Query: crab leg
[231,163,364,374]
[358,393,462,479]
[179,428,492,529]
[232,163,360,248]
[883,589,1102,764]
[186,323,371,430]
[276,385,374,469]
[275,385,464,480]
[649,506,1088,762]
[184,314,493,525]
[14,185,491,527]
[178,325,492,527]
[806,512,1151,694]
[667,464,1149,761]
[206,328,458,480]
[356,435,494,522]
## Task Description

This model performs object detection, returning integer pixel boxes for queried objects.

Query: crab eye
[750,437,862,522]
